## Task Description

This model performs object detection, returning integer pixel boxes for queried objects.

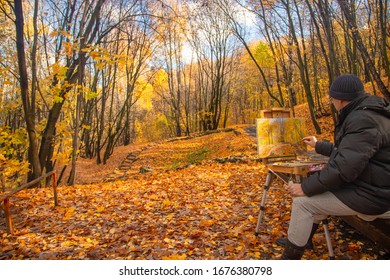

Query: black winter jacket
[301,94,390,215]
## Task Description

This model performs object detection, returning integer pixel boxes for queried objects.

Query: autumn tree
[153,1,188,137]
[2,0,108,181]
[187,1,241,131]
[9,0,41,181]
[239,0,321,133]
[216,0,285,108]
[336,0,389,99]
[78,2,155,166]
[1,0,156,184]
[238,0,389,127]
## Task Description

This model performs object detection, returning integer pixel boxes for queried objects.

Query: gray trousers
[287,192,390,247]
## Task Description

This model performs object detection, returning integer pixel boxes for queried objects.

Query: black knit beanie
[329,74,365,100]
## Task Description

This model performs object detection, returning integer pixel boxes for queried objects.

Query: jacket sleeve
[302,112,380,196]
[315,141,333,157]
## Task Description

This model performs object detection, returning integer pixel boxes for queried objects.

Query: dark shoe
[280,239,305,260]
[277,223,319,250]
[276,237,313,250]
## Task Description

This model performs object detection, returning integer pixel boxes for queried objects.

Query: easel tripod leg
[255,171,274,236]
[322,218,335,260]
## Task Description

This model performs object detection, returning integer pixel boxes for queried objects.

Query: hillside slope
[72,125,258,184]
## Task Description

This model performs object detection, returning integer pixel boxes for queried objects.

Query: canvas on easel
[256,117,307,162]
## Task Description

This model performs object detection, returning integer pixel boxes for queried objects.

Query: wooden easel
[255,109,334,258]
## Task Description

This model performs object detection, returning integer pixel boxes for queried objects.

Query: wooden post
[0,170,59,235]
[52,172,58,206]
[4,198,13,234]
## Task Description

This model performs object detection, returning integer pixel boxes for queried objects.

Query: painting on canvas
[256,118,307,159]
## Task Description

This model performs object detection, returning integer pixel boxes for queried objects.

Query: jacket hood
[357,95,390,118]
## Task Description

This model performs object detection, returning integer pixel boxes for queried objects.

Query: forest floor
[0,105,389,260]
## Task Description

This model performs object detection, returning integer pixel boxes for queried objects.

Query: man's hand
[302,136,317,148]
[286,182,305,197]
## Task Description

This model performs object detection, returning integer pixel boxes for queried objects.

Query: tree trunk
[337,0,390,100]
[14,0,42,181]
[378,0,390,80]
[286,0,321,133]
